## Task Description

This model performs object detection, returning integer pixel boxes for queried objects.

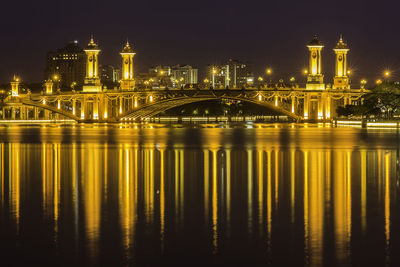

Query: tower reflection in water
[0,126,397,266]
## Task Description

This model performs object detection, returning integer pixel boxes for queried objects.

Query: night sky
[1,0,400,85]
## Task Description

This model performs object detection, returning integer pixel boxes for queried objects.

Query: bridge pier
[81,97,86,120]
[72,99,76,116]
[93,95,99,120]
[103,96,108,119]
[34,107,38,120]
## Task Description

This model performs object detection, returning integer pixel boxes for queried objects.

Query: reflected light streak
[267,150,272,252]
[361,150,367,233]
[160,149,165,252]
[226,149,231,235]
[258,150,263,229]
[247,150,253,234]
[212,149,218,254]
[10,143,20,229]
[204,150,209,225]
[290,150,295,223]
[385,153,391,263]
[1,143,4,209]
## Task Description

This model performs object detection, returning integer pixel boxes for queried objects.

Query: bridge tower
[11,76,20,97]
[83,36,102,92]
[45,80,54,94]
[333,36,350,89]
[120,41,136,91]
[306,35,325,90]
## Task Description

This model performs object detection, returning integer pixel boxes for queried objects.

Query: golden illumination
[120,41,136,90]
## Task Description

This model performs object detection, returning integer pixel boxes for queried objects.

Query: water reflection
[0,126,399,266]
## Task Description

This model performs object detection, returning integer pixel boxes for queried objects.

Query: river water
[0,123,399,266]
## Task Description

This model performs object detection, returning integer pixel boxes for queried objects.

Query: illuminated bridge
[0,36,366,123]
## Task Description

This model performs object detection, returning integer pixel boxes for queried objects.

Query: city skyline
[2,0,400,84]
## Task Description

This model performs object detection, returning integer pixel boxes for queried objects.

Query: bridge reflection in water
[0,126,398,266]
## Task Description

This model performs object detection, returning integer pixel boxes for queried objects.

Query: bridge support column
[93,95,99,120]
[119,96,123,115]
[72,99,76,116]
[2,108,5,119]
[304,95,309,120]
[103,96,108,120]
[344,95,348,106]
[81,97,86,120]
[325,95,331,120]
[318,95,323,120]
[291,96,296,114]
[274,95,279,107]
[11,108,16,120]
[21,107,26,120]
[44,110,50,120]
[134,97,138,108]
[34,107,38,120]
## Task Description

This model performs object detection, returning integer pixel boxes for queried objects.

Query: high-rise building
[171,65,198,87]
[100,65,121,88]
[100,65,121,83]
[206,60,254,88]
[45,40,86,90]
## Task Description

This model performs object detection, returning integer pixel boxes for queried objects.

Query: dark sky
[1,0,400,85]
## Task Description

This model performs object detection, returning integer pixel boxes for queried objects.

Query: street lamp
[360,79,367,89]
[212,67,217,88]
[376,79,382,85]
[53,74,60,91]
[266,68,272,86]
[384,70,390,82]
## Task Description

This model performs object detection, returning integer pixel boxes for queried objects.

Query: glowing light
[376,79,382,85]
[266,68,272,75]
[290,77,295,82]
[303,69,308,75]
[258,94,262,101]
[149,95,153,102]
[384,71,390,77]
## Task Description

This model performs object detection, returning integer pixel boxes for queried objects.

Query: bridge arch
[1,99,81,121]
[119,95,300,121]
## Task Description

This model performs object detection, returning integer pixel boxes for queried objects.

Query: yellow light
[347,70,351,75]
[376,79,382,85]
[266,68,272,75]
[160,70,165,75]
[53,74,59,81]
[212,68,217,74]
[124,72,129,79]
[303,69,308,75]
[149,95,153,102]
[104,111,108,119]
[258,94,262,101]
[204,79,209,83]
[290,77,295,82]
[134,100,138,108]
[384,71,390,77]
[258,77,263,82]
[361,79,367,85]
[42,99,46,105]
